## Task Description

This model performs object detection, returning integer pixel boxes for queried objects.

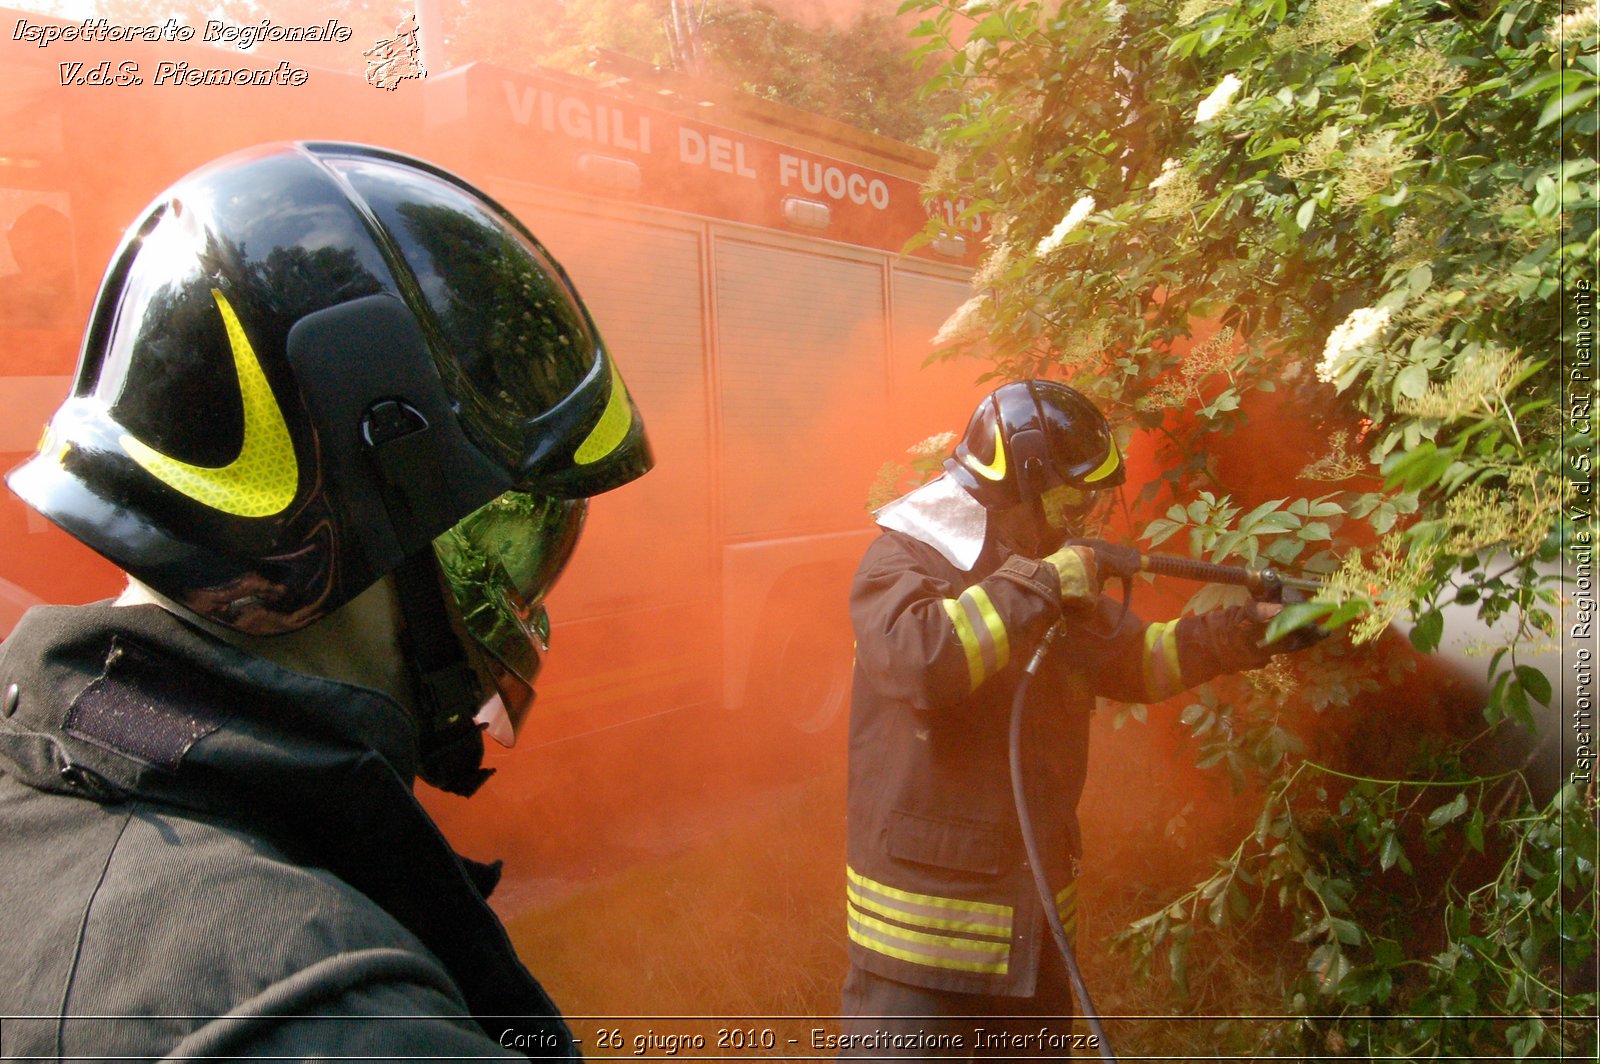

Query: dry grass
[503,760,850,1052]
[500,718,1308,1059]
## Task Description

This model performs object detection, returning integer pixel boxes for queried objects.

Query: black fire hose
[1008,619,1117,1062]
[1005,549,1325,1062]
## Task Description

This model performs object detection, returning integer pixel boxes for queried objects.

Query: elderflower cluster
[1149,158,1182,190]
[1195,74,1243,123]
[932,293,988,347]
[1550,2,1600,45]
[1323,542,1443,644]
[1384,49,1467,107]
[909,431,959,458]
[1294,0,1386,50]
[1245,659,1300,702]
[1142,328,1238,409]
[1299,429,1369,482]
[1146,165,1203,220]
[1388,216,1433,269]
[1490,182,1561,250]
[1034,196,1096,257]
[1400,346,1520,423]
[1279,125,1344,179]
[971,241,1015,292]
[922,151,961,200]
[1055,320,1110,373]
[1441,467,1572,559]
[1335,130,1414,205]
[1316,306,1391,383]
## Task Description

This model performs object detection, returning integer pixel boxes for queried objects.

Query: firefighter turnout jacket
[0,602,573,1060]
[844,520,1275,998]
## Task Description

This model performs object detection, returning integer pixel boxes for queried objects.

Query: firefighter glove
[1040,542,1100,604]
[1067,538,1142,584]
[1249,587,1329,654]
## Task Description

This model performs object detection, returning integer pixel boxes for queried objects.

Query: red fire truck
[0,10,987,861]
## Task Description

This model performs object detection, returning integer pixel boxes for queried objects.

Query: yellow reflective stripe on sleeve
[574,361,633,465]
[1142,620,1184,700]
[958,585,1010,676]
[847,907,1011,975]
[847,867,1013,936]
[943,584,1012,692]
[941,598,984,692]
[967,586,1010,671]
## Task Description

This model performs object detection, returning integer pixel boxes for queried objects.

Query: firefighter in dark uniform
[839,380,1318,1056]
[0,143,651,1059]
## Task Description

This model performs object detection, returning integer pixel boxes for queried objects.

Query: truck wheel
[751,590,854,738]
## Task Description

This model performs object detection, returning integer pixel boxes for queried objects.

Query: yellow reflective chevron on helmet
[964,422,1006,482]
[574,359,633,465]
[1082,442,1121,483]
[119,289,298,518]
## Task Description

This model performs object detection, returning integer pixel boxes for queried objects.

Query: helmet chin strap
[1029,496,1057,555]
[391,550,495,797]
[361,399,494,797]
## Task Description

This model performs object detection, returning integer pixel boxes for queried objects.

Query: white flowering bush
[1316,305,1392,383]
[1193,71,1243,122]
[901,0,1595,1057]
[1033,194,1097,255]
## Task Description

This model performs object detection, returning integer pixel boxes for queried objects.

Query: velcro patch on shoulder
[65,636,227,772]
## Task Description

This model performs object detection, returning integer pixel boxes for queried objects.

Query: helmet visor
[1040,483,1117,541]
[432,491,586,744]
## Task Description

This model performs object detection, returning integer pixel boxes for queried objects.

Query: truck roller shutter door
[715,239,887,539]
[512,208,713,611]
[889,268,988,449]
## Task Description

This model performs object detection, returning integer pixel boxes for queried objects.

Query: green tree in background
[439,0,951,143]
[692,2,951,142]
[902,0,1596,1057]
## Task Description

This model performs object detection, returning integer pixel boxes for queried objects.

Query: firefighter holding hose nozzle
[838,380,1322,1059]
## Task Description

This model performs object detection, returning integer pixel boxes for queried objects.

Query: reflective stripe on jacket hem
[847,865,1012,934]
[1055,880,1078,943]
[847,907,1011,975]
[845,865,1013,975]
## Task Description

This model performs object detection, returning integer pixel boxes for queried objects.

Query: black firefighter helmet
[945,379,1123,539]
[7,142,653,787]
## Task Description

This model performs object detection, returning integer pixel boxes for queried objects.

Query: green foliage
[695,3,957,143]
[1116,770,1597,1058]
[901,0,1596,1055]
[440,1,952,144]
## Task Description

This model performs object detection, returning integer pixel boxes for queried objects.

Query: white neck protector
[872,473,989,572]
